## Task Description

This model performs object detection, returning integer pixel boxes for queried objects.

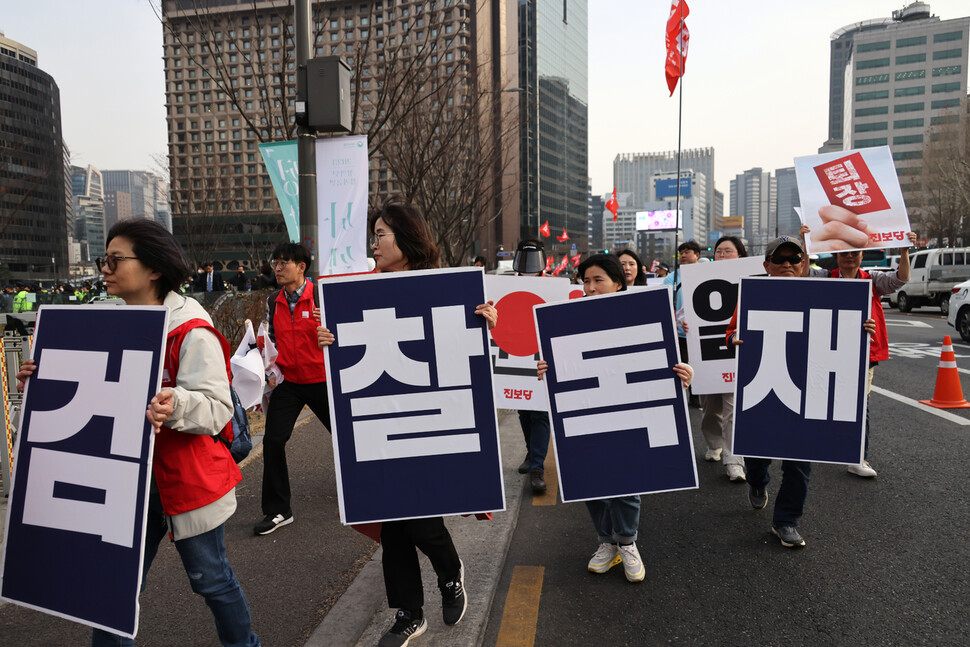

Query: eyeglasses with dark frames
[100,255,139,272]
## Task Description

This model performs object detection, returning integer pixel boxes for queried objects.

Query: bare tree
[914,102,970,245]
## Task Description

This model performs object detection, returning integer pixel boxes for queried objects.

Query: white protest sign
[316,135,369,275]
[681,256,766,394]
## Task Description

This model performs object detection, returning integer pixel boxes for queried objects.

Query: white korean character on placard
[550,323,679,447]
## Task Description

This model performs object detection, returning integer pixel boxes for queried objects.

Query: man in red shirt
[254,243,331,535]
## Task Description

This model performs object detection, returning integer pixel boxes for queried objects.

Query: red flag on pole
[552,254,569,276]
[605,188,618,222]
[544,255,554,273]
[557,227,569,243]
[540,221,551,238]
[665,0,690,96]
[571,253,582,268]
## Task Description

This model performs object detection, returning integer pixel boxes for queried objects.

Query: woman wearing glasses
[318,201,497,647]
[18,220,259,646]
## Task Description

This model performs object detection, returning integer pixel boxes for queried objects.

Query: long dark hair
[105,219,192,299]
[616,249,647,285]
[577,254,627,292]
[713,236,748,258]
[368,200,440,270]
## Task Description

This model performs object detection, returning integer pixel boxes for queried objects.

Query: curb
[306,410,525,647]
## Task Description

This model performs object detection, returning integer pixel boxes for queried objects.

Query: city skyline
[2,0,968,201]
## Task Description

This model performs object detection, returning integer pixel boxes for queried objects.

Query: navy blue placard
[0,305,167,637]
[733,277,870,463]
[534,287,697,502]
[320,268,504,524]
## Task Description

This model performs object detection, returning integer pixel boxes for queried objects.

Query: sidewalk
[307,409,527,647]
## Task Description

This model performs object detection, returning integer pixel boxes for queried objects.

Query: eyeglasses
[271,259,293,269]
[100,255,139,272]
[370,232,395,247]
[768,253,803,266]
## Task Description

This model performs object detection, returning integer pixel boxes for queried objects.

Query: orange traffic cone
[919,335,970,409]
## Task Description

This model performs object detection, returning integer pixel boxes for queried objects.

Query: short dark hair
[271,242,311,269]
[577,254,627,292]
[106,219,192,299]
[678,241,702,255]
[369,200,440,270]
[616,249,647,285]
[713,236,748,258]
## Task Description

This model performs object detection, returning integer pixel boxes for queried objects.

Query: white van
[890,248,970,315]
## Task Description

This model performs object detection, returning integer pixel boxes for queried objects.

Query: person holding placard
[664,241,701,407]
[19,220,259,647]
[538,254,693,582]
[617,249,648,287]
[317,201,497,647]
[800,224,916,478]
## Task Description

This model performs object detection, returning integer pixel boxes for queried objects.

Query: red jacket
[830,268,888,363]
[155,319,242,516]
[271,279,327,384]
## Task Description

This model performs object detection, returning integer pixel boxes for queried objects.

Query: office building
[0,32,70,282]
[838,2,969,200]
[71,165,106,261]
[774,166,801,238]
[587,181,603,252]
[730,167,776,253]
[518,0,589,257]
[104,191,133,232]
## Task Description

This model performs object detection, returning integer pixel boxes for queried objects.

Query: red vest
[273,280,327,384]
[830,268,889,363]
[154,319,242,516]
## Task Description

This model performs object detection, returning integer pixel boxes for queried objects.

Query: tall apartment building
[613,147,716,235]
[104,190,133,232]
[162,0,521,268]
[774,166,801,238]
[839,2,969,201]
[518,0,588,257]
[0,32,69,282]
[71,165,106,261]
[587,181,603,252]
[730,167,776,252]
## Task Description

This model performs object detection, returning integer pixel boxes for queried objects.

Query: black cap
[513,239,546,275]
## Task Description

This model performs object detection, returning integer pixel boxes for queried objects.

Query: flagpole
[673,0,684,286]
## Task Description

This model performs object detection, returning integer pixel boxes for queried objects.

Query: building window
[894,101,924,113]
[893,118,924,129]
[856,74,889,85]
[895,53,926,65]
[931,98,960,109]
[931,82,960,93]
[854,121,888,132]
[894,86,925,97]
[893,134,924,146]
[856,57,889,69]
[896,35,926,48]
[931,114,960,126]
[933,48,962,60]
[933,31,964,43]
[853,138,888,148]
[856,90,889,101]
[894,69,925,81]
[857,40,890,53]
[892,150,922,161]
[855,106,888,117]
[932,64,962,77]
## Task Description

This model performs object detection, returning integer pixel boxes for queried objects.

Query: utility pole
[295,0,318,278]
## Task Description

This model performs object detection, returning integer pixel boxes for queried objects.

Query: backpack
[223,386,254,463]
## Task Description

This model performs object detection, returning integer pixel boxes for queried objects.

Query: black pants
[261,379,331,516]
[381,517,462,611]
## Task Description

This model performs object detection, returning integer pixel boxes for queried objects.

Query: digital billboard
[636,210,683,231]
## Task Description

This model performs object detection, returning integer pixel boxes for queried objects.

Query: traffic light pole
[295,0,319,279]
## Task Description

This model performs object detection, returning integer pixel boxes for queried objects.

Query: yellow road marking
[532,436,558,506]
[495,565,545,647]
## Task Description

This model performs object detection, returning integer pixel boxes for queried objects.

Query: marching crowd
[10,198,916,647]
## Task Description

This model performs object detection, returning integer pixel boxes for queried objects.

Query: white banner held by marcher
[681,256,766,394]
[795,146,913,254]
[485,275,573,410]
[315,136,369,275]
[230,320,263,410]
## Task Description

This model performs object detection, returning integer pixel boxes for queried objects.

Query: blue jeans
[92,493,260,647]
[745,458,812,528]
[585,496,641,543]
[518,409,550,472]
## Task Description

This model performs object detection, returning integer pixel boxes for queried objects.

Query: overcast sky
[2,0,968,197]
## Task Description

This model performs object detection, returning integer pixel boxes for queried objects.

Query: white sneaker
[587,543,621,573]
[704,448,722,462]
[847,460,877,478]
[617,543,645,582]
[726,463,746,482]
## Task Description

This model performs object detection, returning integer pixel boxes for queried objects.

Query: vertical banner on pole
[0,305,168,638]
[258,141,301,243]
[315,136,369,275]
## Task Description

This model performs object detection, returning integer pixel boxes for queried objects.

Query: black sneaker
[439,563,467,626]
[517,454,531,474]
[378,609,427,647]
[254,512,294,536]
[530,470,547,494]
[748,486,767,510]
[771,524,806,548]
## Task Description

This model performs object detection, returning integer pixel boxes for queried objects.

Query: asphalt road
[483,308,970,647]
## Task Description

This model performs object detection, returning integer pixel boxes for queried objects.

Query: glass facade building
[519,0,588,256]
